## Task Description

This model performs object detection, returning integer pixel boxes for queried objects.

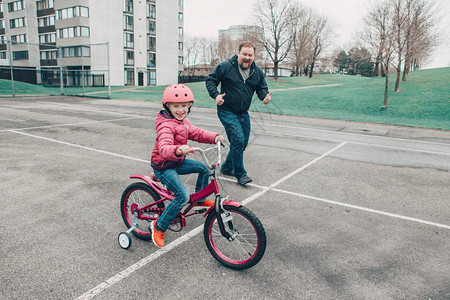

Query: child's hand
[215,135,224,143]
[176,145,193,155]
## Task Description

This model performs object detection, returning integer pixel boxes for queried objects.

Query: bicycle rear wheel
[120,182,162,240]
[204,205,266,270]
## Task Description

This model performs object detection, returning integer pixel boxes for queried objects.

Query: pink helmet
[162,84,195,104]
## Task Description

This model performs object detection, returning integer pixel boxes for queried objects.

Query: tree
[361,0,395,108]
[289,4,312,76]
[402,0,439,80]
[183,35,201,77]
[391,0,408,93]
[333,50,349,73]
[308,12,332,78]
[348,47,374,77]
[253,0,297,80]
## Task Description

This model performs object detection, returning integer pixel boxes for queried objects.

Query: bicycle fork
[214,195,237,241]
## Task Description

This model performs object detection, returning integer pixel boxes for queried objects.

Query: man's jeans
[153,159,209,231]
[217,109,251,180]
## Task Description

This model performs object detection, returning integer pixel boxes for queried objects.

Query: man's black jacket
[205,55,269,115]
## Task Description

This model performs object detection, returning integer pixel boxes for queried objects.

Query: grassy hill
[1,68,448,130]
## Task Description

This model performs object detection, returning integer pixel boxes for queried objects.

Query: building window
[178,12,183,21]
[147,20,155,35]
[39,33,56,44]
[38,16,55,27]
[56,6,89,20]
[148,69,156,86]
[124,0,133,14]
[147,36,155,51]
[0,36,6,45]
[125,68,134,85]
[178,27,183,36]
[9,17,26,29]
[124,50,134,65]
[147,4,156,18]
[0,20,5,30]
[147,52,155,67]
[124,33,134,48]
[36,0,54,10]
[0,52,6,59]
[123,15,133,31]
[61,46,90,57]
[11,34,27,44]
[40,50,57,60]
[12,50,28,60]
[57,26,90,38]
[178,42,183,50]
[178,56,183,65]
[8,1,24,12]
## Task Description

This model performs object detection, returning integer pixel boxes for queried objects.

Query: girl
[150,84,224,248]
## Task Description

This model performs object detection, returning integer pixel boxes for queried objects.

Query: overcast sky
[184,0,450,69]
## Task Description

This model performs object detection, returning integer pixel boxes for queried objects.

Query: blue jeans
[217,109,251,180]
[153,159,209,232]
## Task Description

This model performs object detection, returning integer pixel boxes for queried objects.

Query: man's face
[237,46,255,70]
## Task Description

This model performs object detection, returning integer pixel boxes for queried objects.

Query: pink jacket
[151,111,219,170]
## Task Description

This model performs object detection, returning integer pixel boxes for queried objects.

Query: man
[206,41,273,185]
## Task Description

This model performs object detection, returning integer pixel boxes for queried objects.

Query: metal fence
[0,40,111,98]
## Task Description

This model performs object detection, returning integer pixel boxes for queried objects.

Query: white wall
[89,0,124,86]
[155,0,181,86]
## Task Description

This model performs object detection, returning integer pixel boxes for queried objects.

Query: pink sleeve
[185,118,218,144]
[156,124,180,160]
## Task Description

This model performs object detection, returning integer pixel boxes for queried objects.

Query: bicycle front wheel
[204,205,266,270]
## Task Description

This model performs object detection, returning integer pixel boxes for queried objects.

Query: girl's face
[167,102,191,120]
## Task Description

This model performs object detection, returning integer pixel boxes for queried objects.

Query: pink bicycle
[118,142,266,270]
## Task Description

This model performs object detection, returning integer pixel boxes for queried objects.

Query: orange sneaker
[150,221,165,248]
[194,199,215,208]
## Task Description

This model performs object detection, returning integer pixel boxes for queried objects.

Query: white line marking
[189,122,450,157]
[270,142,347,188]
[271,188,450,230]
[8,130,151,164]
[74,142,344,299]
[75,226,204,300]
[1,116,146,132]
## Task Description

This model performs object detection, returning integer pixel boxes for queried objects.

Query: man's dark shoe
[220,168,234,176]
[238,175,252,185]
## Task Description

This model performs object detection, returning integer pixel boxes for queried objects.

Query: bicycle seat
[150,172,161,182]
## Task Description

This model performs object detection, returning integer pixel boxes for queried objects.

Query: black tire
[203,205,266,270]
[120,182,162,240]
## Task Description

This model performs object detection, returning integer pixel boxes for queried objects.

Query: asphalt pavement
[1,95,449,300]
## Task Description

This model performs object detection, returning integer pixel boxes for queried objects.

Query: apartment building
[0,0,184,86]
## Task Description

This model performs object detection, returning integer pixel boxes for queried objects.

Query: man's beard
[240,61,251,69]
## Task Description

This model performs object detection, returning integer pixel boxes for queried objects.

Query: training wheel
[118,232,132,249]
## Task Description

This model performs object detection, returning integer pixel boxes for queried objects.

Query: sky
[184,0,450,69]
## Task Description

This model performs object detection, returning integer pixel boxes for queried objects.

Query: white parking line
[75,140,345,299]
[1,116,146,132]
[5,128,448,299]
[8,130,151,164]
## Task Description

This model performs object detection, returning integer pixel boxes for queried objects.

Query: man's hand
[215,93,226,106]
[263,91,273,104]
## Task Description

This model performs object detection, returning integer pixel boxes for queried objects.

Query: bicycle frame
[129,142,241,239]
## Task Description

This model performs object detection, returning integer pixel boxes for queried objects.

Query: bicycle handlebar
[192,141,226,169]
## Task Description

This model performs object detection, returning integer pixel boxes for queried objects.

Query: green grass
[1,68,449,130]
